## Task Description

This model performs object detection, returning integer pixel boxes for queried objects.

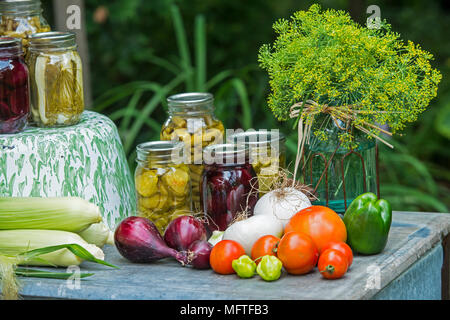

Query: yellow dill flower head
[258,4,442,140]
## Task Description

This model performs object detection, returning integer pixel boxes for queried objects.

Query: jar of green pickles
[135,141,192,233]
[227,130,286,196]
[27,31,84,127]
[0,0,50,54]
[160,93,225,211]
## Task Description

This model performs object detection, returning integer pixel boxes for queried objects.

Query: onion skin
[188,240,212,269]
[114,216,188,265]
[164,216,207,251]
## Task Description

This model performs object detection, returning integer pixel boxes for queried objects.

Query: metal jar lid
[0,37,23,56]
[136,141,186,165]
[167,92,213,107]
[28,31,77,51]
[203,143,248,165]
[227,130,285,148]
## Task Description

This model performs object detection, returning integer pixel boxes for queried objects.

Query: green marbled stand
[0,111,136,230]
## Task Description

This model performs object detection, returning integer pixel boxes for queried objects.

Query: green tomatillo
[232,255,256,278]
[343,192,392,255]
[256,255,283,281]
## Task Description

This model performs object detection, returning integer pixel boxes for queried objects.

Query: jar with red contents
[0,37,29,134]
[201,143,259,232]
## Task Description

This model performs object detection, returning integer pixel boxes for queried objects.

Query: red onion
[114,216,188,265]
[188,240,212,269]
[163,216,207,251]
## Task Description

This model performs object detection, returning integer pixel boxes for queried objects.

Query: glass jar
[0,37,29,133]
[303,115,377,213]
[161,92,225,212]
[227,130,286,196]
[135,141,193,234]
[27,31,84,127]
[201,144,258,232]
[0,0,50,54]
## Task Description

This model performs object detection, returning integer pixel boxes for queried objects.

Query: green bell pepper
[232,255,256,278]
[343,192,392,255]
[256,255,283,281]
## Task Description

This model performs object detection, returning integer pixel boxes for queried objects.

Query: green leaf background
[41,0,450,213]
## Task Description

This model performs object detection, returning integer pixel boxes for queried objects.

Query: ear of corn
[77,222,112,248]
[0,197,102,233]
[0,229,104,267]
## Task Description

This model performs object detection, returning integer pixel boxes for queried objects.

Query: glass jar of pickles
[227,130,286,196]
[135,141,193,233]
[0,37,29,134]
[27,31,84,127]
[0,0,50,54]
[201,144,258,232]
[160,93,225,211]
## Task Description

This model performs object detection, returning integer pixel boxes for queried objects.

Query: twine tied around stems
[289,100,394,184]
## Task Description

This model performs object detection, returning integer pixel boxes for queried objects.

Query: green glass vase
[303,116,378,214]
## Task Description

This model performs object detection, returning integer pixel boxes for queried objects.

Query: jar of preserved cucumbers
[0,0,50,54]
[27,31,84,127]
[160,93,225,212]
[135,141,193,234]
[227,130,286,196]
[0,37,29,134]
[202,144,258,232]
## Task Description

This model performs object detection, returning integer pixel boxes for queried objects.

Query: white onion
[253,187,311,227]
[222,215,283,255]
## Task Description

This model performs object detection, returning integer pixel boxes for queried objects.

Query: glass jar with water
[303,114,378,213]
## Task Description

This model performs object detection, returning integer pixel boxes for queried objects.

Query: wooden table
[13,211,450,300]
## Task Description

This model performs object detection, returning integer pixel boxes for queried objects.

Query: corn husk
[0,230,104,267]
[0,197,102,233]
[77,222,112,248]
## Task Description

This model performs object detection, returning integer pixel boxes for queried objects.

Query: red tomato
[210,240,245,275]
[318,249,348,279]
[277,231,319,275]
[251,235,280,264]
[285,206,347,253]
[321,241,353,267]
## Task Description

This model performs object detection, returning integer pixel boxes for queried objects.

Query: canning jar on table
[0,37,29,134]
[0,0,50,53]
[135,141,192,234]
[27,31,84,127]
[227,130,286,196]
[201,143,258,232]
[160,92,225,212]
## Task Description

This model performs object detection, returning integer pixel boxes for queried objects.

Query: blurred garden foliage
[45,0,450,212]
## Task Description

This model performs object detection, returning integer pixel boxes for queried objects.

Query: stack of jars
[0,0,84,133]
[135,92,287,233]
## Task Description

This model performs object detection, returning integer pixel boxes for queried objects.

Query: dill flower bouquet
[258,4,441,211]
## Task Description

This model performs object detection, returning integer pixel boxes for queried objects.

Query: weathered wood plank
[373,244,442,299]
[442,233,450,300]
[14,211,450,300]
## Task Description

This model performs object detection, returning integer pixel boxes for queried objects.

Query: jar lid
[203,143,248,165]
[29,32,77,51]
[0,37,23,56]
[227,130,286,148]
[136,141,186,165]
[167,92,213,106]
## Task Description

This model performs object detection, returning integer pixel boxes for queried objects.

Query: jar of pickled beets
[201,144,258,232]
[0,37,29,134]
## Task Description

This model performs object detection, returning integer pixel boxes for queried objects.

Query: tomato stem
[272,242,279,254]
[320,264,335,274]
